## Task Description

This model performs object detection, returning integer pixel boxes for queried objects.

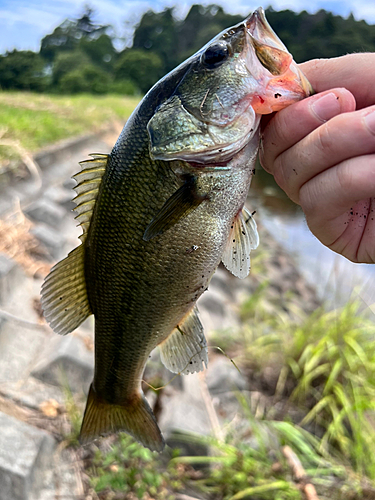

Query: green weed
[88,433,182,500]
[170,429,301,500]
[284,301,375,477]
[234,285,375,480]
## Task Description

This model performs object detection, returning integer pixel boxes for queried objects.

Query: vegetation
[88,434,183,499]
[1,5,374,95]
[0,92,139,167]
[230,289,375,478]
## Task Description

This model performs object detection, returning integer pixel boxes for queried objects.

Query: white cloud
[352,3,375,23]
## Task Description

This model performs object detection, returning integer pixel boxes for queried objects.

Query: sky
[0,0,374,54]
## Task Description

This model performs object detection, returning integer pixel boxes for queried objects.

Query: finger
[274,105,375,203]
[300,53,375,109]
[300,154,375,227]
[260,88,355,174]
[299,155,375,262]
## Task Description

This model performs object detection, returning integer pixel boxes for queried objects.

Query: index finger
[300,53,375,110]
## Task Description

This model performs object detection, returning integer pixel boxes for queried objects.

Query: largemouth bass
[41,8,311,452]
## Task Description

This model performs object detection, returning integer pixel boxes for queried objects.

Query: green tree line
[1,4,375,95]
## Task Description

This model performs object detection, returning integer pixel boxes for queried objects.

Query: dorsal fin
[221,207,259,279]
[73,153,108,242]
[41,154,108,335]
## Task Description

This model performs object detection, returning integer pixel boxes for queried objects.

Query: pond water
[250,165,375,312]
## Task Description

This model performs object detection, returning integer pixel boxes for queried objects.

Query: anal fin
[80,385,165,452]
[222,206,259,279]
[159,306,208,375]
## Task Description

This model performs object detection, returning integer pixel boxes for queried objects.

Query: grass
[87,433,184,500]
[169,429,301,500]
[284,301,375,477]
[226,282,375,481]
[0,91,140,165]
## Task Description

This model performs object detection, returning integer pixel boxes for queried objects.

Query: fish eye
[201,42,229,69]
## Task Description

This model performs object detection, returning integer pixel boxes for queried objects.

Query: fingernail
[311,92,341,122]
[364,110,375,135]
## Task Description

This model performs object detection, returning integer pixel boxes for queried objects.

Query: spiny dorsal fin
[159,306,208,375]
[73,153,108,242]
[41,154,108,335]
[221,207,259,279]
[41,245,92,335]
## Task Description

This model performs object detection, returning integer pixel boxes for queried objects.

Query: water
[251,166,375,311]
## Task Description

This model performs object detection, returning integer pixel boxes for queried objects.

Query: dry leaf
[39,399,61,418]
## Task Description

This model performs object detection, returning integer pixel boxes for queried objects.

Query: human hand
[260,53,375,263]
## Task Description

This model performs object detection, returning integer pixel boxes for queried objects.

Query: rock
[44,186,75,212]
[62,178,76,191]
[24,199,66,227]
[30,224,66,260]
[205,355,248,395]
[37,448,78,500]
[0,412,55,500]
[3,377,64,411]
[159,373,211,455]
[0,253,23,305]
[32,333,94,394]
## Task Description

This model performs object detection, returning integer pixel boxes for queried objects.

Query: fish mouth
[244,7,313,112]
[246,7,287,52]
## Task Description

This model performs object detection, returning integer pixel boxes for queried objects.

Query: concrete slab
[0,253,23,305]
[32,334,94,394]
[24,199,66,228]
[0,412,55,500]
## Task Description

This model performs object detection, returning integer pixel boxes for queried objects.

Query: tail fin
[79,385,165,452]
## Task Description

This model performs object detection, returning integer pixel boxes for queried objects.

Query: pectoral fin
[222,207,259,279]
[143,177,206,241]
[159,306,208,375]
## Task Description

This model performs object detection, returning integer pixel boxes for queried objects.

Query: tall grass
[284,301,375,476]
[232,285,375,480]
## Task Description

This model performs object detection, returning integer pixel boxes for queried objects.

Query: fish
[41,7,312,452]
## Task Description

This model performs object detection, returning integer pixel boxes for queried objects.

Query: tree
[115,49,163,94]
[59,64,111,94]
[0,50,47,91]
[79,33,117,70]
[40,6,110,63]
[52,51,91,87]
[132,8,179,73]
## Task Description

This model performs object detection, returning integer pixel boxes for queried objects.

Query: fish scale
[41,7,312,451]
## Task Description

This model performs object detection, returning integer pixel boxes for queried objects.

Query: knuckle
[299,182,317,215]
[313,122,334,156]
[336,162,354,195]
[272,111,290,147]
[272,155,288,192]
